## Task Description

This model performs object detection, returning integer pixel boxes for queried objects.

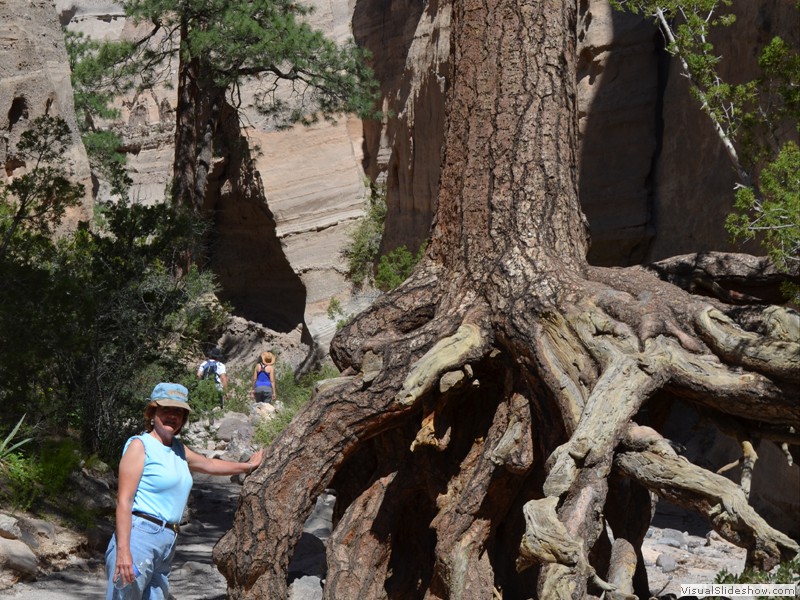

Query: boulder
[214,413,253,443]
[0,515,22,541]
[0,537,38,581]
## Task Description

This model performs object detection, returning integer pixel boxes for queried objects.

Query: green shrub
[39,438,82,496]
[0,414,31,465]
[375,242,426,291]
[221,366,255,414]
[327,297,354,330]
[344,186,386,287]
[184,375,227,415]
[1,452,43,510]
[711,557,800,599]
[183,364,253,416]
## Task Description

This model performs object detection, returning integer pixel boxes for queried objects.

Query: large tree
[214,0,799,598]
[100,0,375,211]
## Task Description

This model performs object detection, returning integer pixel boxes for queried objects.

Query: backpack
[201,360,218,381]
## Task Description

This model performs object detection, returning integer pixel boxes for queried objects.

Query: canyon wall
[648,0,798,260]
[58,0,374,367]
[1,0,92,230]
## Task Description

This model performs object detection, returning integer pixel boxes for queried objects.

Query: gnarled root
[615,424,800,570]
[697,307,800,382]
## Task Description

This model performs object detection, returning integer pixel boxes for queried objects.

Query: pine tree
[81,0,377,210]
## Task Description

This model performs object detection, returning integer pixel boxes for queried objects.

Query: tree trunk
[172,22,226,212]
[213,0,800,598]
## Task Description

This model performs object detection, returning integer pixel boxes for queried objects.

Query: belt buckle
[170,522,179,534]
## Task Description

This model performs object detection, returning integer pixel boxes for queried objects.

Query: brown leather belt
[132,511,180,534]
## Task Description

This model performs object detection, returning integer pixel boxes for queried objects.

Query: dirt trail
[4,480,743,599]
[5,475,239,600]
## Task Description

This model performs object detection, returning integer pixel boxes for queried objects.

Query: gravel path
[5,475,242,600]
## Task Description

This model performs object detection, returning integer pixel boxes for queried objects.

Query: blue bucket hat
[149,383,192,413]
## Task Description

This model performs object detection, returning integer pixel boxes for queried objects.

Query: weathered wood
[399,323,488,406]
[616,426,799,570]
[697,307,800,382]
[648,252,799,304]
[606,538,637,600]
[428,392,533,600]
[604,471,654,599]
[324,474,395,599]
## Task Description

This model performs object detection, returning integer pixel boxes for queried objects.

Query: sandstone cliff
[1,0,92,230]
[59,0,374,366]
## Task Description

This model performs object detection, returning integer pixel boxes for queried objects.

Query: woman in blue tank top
[251,351,278,405]
[105,383,264,600]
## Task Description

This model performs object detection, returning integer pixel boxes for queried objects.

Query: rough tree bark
[214,0,799,598]
[172,24,227,212]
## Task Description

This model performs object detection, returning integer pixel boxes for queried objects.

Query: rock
[706,530,724,546]
[85,521,114,554]
[0,537,38,581]
[656,553,678,573]
[68,470,115,513]
[13,517,56,551]
[0,515,22,541]
[660,528,687,549]
[252,403,277,421]
[289,575,323,600]
[0,0,93,233]
[214,413,252,442]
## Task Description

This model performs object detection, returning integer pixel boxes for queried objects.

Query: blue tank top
[124,433,193,523]
[255,365,272,388]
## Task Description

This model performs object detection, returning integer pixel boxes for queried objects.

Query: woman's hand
[114,547,135,586]
[246,449,265,474]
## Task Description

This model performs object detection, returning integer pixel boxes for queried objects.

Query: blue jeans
[105,514,179,600]
[254,385,273,404]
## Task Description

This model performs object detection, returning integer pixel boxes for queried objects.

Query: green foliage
[0,415,32,466]
[65,31,138,120]
[253,363,339,447]
[38,438,82,496]
[0,119,227,462]
[727,142,800,268]
[327,297,353,330]
[94,0,379,127]
[0,116,84,260]
[1,452,43,511]
[375,242,426,292]
[54,203,225,457]
[611,1,800,285]
[185,378,225,413]
[342,185,426,292]
[221,368,254,414]
[711,558,800,599]
[327,297,343,320]
[183,365,252,416]
[82,130,131,198]
[65,31,134,198]
[344,186,386,287]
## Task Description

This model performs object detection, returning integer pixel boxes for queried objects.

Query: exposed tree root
[607,539,638,600]
[648,252,799,305]
[616,425,799,570]
[214,267,800,599]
